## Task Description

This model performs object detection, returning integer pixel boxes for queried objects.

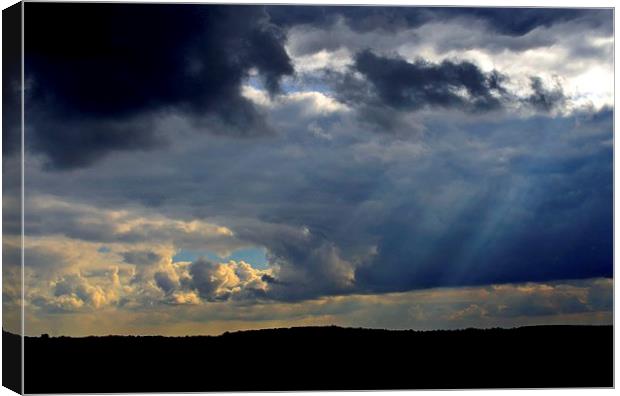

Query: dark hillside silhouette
[13,325,613,393]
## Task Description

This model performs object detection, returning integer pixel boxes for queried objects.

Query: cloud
[353,110,612,292]
[21,195,243,256]
[242,85,349,117]
[21,5,613,171]
[23,5,612,171]
[170,291,201,306]
[348,50,507,112]
[31,270,122,313]
[229,222,358,301]
[524,76,566,112]
[154,272,176,295]
[122,251,163,267]
[281,7,612,117]
[21,98,612,303]
[278,7,611,59]
[27,112,167,170]
[187,259,271,302]
[16,6,613,329]
[320,49,605,130]
[23,101,613,302]
[268,6,610,38]
[2,5,23,332]
[2,33,21,159]
[449,280,612,321]
[25,3,293,169]
[21,241,275,308]
[452,8,611,37]
[16,196,277,313]
[326,50,575,130]
[24,277,612,336]
[52,273,118,309]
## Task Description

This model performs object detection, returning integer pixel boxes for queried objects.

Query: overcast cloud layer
[4,4,612,335]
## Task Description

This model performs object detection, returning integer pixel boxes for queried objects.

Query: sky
[2,4,613,336]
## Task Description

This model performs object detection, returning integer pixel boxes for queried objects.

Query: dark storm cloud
[22,4,611,170]
[326,50,510,129]
[347,50,506,112]
[524,77,566,112]
[25,3,293,169]
[327,50,572,127]
[2,3,21,159]
[121,251,162,266]
[28,113,166,170]
[267,6,610,36]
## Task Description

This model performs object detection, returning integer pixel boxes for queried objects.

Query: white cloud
[288,48,353,74]
[242,85,350,116]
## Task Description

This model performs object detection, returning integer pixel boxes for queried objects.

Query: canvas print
[2,2,614,393]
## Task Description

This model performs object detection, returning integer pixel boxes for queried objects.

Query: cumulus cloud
[101,257,272,306]
[31,269,122,313]
[52,272,119,309]
[24,245,275,313]
[187,259,271,301]
[154,272,177,295]
[17,196,277,314]
[228,222,359,301]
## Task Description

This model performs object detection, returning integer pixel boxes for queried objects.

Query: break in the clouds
[7,4,612,335]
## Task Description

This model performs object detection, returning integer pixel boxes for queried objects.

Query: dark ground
[3,325,614,393]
